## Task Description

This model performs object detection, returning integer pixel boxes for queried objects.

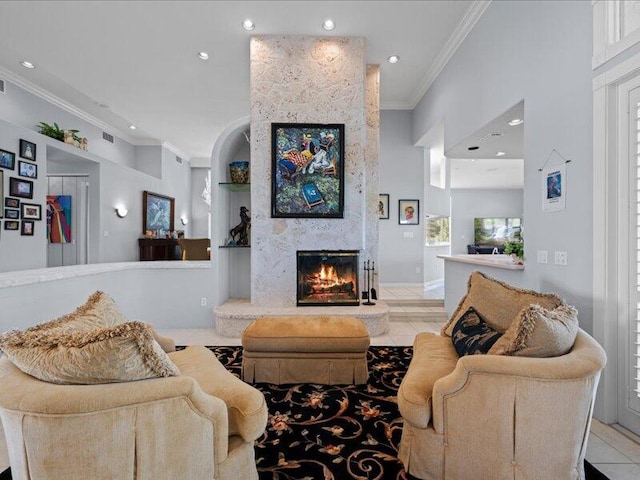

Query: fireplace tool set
[362,260,377,306]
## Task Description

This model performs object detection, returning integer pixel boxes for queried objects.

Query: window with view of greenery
[425,216,450,246]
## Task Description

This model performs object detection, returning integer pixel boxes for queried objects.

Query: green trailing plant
[38,122,65,141]
[504,240,524,260]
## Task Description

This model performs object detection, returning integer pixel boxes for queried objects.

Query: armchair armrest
[430,330,606,434]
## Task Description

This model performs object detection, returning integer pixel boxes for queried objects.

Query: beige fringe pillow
[0,321,180,384]
[488,304,579,357]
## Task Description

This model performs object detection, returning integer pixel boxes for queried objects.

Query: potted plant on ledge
[38,122,88,151]
[504,240,524,265]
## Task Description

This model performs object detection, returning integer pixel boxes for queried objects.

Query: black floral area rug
[0,346,610,480]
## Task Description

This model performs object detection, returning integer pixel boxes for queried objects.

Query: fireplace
[297,250,359,306]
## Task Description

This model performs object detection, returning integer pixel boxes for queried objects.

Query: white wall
[0,80,136,167]
[379,110,425,284]
[450,189,524,254]
[190,168,210,238]
[412,1,594,332]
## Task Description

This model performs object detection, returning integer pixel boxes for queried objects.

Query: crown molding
[162,142,190,163]
[0,66,139,145]
[408,0,491,109]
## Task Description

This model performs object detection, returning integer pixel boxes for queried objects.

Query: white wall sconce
[180,216,188,225]
[115,206,128,218]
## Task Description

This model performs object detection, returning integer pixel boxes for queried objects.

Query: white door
[619,86,640,435]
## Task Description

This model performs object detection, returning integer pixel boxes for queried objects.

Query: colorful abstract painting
[47,195,72,243]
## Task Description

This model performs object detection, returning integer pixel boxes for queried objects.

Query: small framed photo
[21,220,34,236]
[4,197,19,208]
[0,149,15,170]
[21,203,41,220]
[399,199,420,225]
[378,194,390,219]
[4,209,19,219]
[19,139,36,161]
[18,161,37,179]
[4,221,19,231]
[9,177,33,199]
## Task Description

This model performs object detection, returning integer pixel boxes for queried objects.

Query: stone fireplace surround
[213,36,389,337]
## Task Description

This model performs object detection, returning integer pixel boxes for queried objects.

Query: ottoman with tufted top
[241,316,371,385]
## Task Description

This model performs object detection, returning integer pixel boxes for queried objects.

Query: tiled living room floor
[1,286,638,477]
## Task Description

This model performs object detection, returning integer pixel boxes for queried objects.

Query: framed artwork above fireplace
[297,250,359,306]
[271,123,345,218]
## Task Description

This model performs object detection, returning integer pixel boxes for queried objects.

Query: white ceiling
[447,101,524,189]
[0,1,481,159]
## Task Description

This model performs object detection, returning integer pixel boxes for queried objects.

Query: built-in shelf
[219,182,250,192]
[218,245,251,249]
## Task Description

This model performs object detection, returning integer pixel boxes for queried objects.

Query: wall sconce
[180,216,188,225]
[115,206,128,218]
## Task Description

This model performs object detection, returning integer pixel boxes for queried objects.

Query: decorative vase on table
[229,161,249,184]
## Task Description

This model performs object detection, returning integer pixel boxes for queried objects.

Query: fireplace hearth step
[383,298,444,308]
[389,306,447,322]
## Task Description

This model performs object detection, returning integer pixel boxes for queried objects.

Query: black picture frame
[4,198,19,208]
[19,139,36,161]
[142,191,175,234]
[4,221,19,231]
[9,177,33,199]
[18,161,37,179]
[21,203,41,220]
[399,199,419,225]
[4,209,19,219]
[21,220,34,236]
[378,194,390,219]
[271,123,345,218]
[0,149,15,170]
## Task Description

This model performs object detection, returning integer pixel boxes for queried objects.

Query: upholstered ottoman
[241,316,370,385]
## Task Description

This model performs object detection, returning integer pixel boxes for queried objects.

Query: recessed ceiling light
[467,146,479,151]
[129,125,137,130]
[20,61,35,69]
[197,52,209,60]
[508,118,523,126]
[322,19,335,31]
[496,151,506,156]
[242,19,255,31]
[388,55,400,64]
[470,159,477,162]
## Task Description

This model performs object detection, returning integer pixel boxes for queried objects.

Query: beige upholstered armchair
[398,272,607,479]
[0,345,268,480]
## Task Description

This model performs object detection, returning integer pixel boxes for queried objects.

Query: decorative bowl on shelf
[229,161,249,184]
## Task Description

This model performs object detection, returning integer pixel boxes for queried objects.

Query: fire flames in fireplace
[297,250,359,306]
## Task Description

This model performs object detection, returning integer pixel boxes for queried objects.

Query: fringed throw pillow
[488,303,579,357]
[0,321,180,384]
[451,307,503,356]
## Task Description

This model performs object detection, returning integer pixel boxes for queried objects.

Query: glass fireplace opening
[297,250,359,306]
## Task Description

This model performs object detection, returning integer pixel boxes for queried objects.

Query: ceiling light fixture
[20,61,35,69]
[388,55,400,64]
[322,19,335,31]
[129,125,136,130]
[508,118,523,126]
[197,52,210,60]
[496,151,506,156]
[242,19,255,31]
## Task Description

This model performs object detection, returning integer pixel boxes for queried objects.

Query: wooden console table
[138,238,181,261]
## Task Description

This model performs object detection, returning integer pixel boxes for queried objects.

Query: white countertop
[437,254,525,270]
[0,261,211,288]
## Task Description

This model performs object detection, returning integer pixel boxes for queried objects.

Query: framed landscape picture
[4,221,18,231]
[5,197,19,208]
[143,191,174,234]
[271,123,345,218]
[4,209,19,219]
[21,203,41,220]
[9,177,33,199]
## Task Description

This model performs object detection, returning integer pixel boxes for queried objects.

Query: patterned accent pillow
[451,307,503,357]
[0,321,180,384]
[488,303,579,357]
